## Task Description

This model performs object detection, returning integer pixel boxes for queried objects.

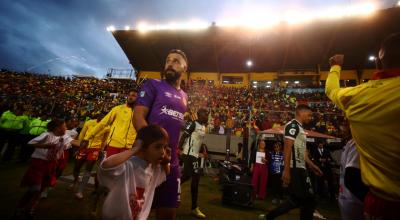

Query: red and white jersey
[29,132,73,161]
[98,156,166,220]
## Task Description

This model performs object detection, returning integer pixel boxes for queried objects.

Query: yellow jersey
[326,65,400,201]
[85,104,137,149]
[79,119,109,149]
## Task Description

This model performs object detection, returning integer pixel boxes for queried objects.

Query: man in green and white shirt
[261,105,322,220]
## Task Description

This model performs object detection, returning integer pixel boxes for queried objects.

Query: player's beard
[163,68,181,84]
[127,99,135,107]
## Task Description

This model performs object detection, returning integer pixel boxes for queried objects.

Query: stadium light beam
[137,20,209,33]
[294,81,300,84]
[107,25,115,32]
[125,26,130,31]
[216,2,377,29]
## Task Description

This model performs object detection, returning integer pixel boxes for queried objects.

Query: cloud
[0,0,396,77]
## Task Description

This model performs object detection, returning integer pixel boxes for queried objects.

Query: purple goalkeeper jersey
[136,79,188,166]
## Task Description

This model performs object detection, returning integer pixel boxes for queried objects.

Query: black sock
[191,174,200,210]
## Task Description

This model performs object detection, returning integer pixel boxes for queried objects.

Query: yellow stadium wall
[138,71,189,81]
[320,70,358,80]
[138,71,161,79]
[220,73,249,87]
[361,69,376,80]
[190,72,219,83]
[140,69,373,86]
[250,72,278,81]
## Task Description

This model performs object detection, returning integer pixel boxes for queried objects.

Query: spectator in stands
[326,33,400,219]
[261,115,272,131]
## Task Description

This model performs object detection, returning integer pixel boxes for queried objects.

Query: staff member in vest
[1,109,29,162]
[29,114,51,137]
[178,108,208,219]
[21,114,51,162]
[17,112,34,163]
[260,105,323,220]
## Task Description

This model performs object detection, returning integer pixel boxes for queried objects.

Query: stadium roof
[112,7,400,73]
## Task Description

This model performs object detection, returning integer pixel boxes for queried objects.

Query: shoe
[271,198,278,205]
[313,210,327,219]
[191,207,206,219]
[75,192,84,200]
[69,181,79,191]
[40,189,49,199]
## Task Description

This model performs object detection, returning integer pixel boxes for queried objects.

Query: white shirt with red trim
[29,132,73,161]
[99,156,166,220]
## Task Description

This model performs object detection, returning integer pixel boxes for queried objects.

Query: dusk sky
[0,0,397,77]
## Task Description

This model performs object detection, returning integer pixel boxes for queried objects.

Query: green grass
[0,161,340,220]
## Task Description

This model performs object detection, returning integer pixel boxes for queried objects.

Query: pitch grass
[0,161,340,220]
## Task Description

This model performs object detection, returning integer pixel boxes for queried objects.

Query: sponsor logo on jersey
[160,105,184,120]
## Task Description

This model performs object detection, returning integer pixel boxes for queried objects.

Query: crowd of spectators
[0,70,134,120]
[186,83,344,137]
[1,70,345,138]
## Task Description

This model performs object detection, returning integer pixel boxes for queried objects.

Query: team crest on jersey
[164,92,172,98]
[289,128,296,135]
[140,91,145,97]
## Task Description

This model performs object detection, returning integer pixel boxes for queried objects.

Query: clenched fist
[329,54,344,67]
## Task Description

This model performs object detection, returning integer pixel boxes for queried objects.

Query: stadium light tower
[369,55,376,61]
[246,60,253,67]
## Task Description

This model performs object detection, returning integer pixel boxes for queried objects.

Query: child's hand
[262,158,268,164]
[131,139,142,155]
[161,147,171,165]
[80,140,89,149]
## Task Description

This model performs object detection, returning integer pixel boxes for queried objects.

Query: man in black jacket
[312,142,335,201]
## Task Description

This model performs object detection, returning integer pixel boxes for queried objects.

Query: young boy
[98,124,171,220]
[73,114,110,199]
[14,119,79,219]
[269,142,284,204]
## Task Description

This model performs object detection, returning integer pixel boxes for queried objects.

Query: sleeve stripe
[284,136,296,141]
